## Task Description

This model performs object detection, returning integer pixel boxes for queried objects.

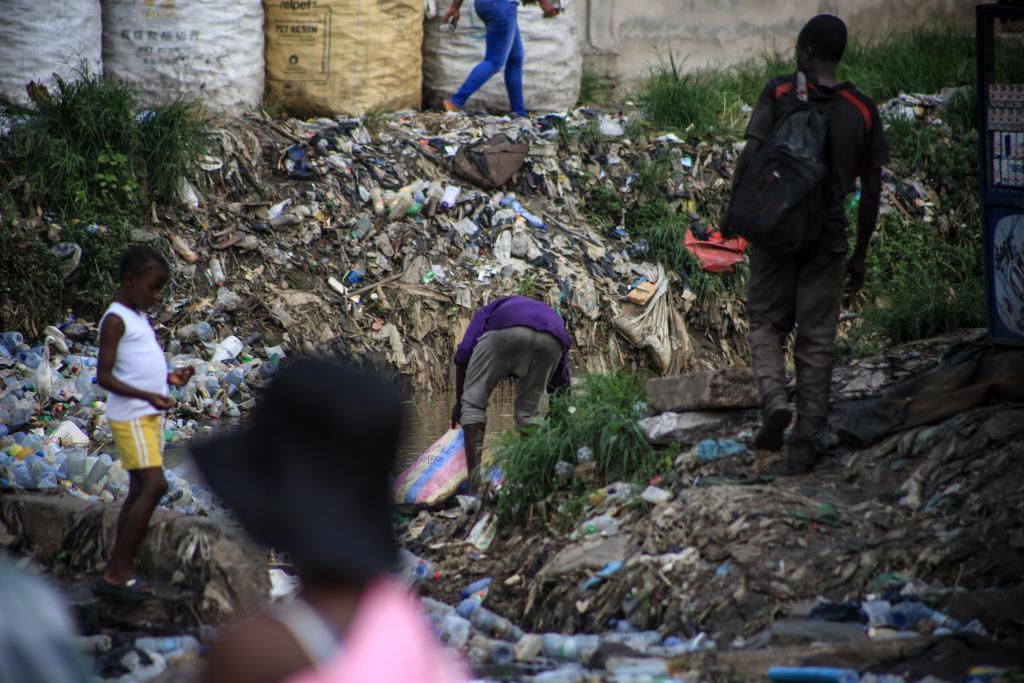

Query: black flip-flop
[93,577,156,602]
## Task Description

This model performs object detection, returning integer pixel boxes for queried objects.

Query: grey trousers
[746,245,846,441]
[461,326,563,426]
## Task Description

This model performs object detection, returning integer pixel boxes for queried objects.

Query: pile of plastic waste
[395,548,717,682]
[3,92,971,393]
[0,320,284,514]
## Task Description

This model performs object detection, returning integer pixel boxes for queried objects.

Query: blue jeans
[451,0,525,116]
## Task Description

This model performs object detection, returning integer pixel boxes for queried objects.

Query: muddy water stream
[398,382,519,468]
[165,382,520,472]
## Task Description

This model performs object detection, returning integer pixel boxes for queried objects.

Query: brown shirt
[745,73,890,252]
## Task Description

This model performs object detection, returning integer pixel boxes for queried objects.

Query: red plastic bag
[683,229,749,273]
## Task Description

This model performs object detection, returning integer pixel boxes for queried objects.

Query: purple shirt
[454,296,572,390]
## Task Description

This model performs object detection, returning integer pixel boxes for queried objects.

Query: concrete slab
[0,492,269,625]
[647,368,759,414]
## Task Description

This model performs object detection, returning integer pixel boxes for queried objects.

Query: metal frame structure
[977,3,1024,345]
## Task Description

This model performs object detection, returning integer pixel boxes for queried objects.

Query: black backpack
[722,72,831,256]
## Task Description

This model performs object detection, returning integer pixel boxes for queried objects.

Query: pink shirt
[286,581,469,683]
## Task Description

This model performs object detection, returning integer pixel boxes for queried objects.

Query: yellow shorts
[109,415,164,470]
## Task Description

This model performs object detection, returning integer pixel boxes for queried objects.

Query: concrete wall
[577,0,978,93]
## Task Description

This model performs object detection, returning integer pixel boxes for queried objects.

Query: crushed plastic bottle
[499,194,546,230]
[195,322,216,344]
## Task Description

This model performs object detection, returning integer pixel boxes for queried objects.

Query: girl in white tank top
[93,246,195,601]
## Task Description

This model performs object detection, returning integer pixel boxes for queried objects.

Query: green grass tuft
[584,183,623,226]
[636,52,729,133]
[850,213,983,350]
[138,100,209,203]
[5,66,208,218]
[838,23,975,103]
[495,371,658,522]
[362,106,388,140]
[0,67,206,329]
[516,271,542,300]
[635,22,974,135]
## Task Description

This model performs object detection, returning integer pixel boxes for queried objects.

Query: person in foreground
[195,359,468,683]
[451,295,571,487]
[0,557,94,683]
[95,245,194,600]
[441,0,561,117]
[734,15,889,474]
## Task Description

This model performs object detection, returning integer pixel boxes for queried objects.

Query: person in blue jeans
[441,0,560,117]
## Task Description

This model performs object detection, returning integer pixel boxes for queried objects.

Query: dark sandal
[93,577,156,602]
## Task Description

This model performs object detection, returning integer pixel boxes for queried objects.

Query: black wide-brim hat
[189,358,405,581]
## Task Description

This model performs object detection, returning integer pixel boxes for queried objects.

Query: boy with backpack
[723,15,889,474]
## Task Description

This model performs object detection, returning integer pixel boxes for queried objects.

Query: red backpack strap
[837,89,873,132]
[774,73,819,100]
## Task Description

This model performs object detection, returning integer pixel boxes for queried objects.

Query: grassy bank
[635,22,975,135]
[850,114,983,350]
[0,68,208,331]
[495,372,664,523]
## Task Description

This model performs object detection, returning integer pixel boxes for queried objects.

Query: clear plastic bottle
[208,258,226,287]
[84,453,113,493]
[435,614,471,649]
[579,515,619,537]
[499,194,546,229]
[135,635,202,655]
[371,187,385,215]
[61,448,88,485]
[75,369,97,395]
[2,331,24,348]
[441,185,461,209]
[12,460,31,488]
[224,368,245,388]
[396,549,431,585]
[889,601,961,631]
[21,434,44,453]
[470,635,515,665]
[389,192,415,219]
[195,322,216,344]
[541,633,600,661]
[20,351,43,370]
[459,599,524,643]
